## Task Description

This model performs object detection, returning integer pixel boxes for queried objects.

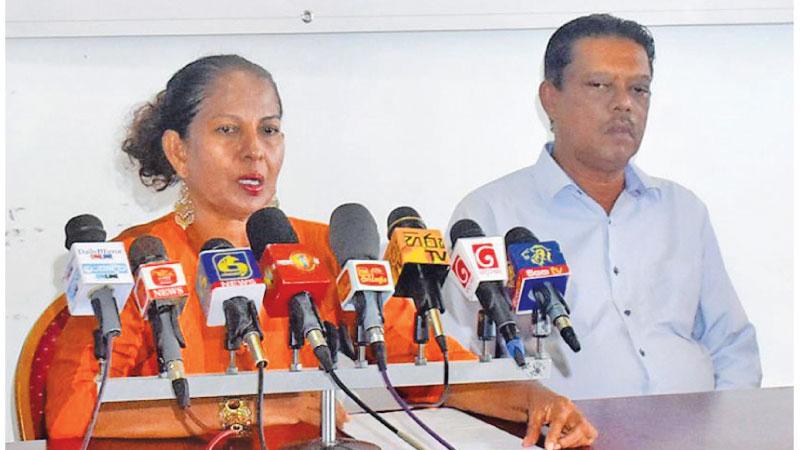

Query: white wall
[5,23,792,439]
[6,0,791,37]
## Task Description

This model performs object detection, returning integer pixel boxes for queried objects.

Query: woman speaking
[45,54,596,449]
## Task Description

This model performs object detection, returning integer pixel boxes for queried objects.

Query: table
[7,387,792,450]
[489,386,793,450]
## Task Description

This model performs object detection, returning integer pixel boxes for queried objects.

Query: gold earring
[174,181,195,230]
[267,195,280,208]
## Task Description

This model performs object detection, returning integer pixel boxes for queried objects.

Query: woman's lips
[238,175,264,195]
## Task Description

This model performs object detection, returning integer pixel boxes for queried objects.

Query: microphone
[449,219,526,367]
[196,238,267,368]
[329,203,394,370]
[384,207,450,356]
[246,207,334,371]
[63,214,134,356]
[64,215,135,450]
[129,235,191,408]
[505,227,581,353]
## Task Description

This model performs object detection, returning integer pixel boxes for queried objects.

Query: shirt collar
[624,162,661,198]
[530,142,575,199]
[531,142,662,200]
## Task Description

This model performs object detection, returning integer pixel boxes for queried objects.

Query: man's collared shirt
[443,143,762,400]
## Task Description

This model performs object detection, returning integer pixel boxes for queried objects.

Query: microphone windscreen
[387,206,426,239]
[329,203,380,266]
[129,235,169,273]
[201,238,234,252]
[449,219,485,245]
[246,207,299,259]
[504,226,539,248]
[65,214,106,249]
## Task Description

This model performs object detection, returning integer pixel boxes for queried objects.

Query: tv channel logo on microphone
[355,263,391,286]
[150,266,178,285]
[521,243,553,266]
[452,255,473,289]
[289,252,318,271]
[471,243,500,269]
[213,251,253,279]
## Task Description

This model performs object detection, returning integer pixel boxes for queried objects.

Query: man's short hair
[544,14,656,89]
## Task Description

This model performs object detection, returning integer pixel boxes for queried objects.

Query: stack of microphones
[60,203,581,450]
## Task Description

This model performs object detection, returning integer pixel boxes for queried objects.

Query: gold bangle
[219,397,253,435]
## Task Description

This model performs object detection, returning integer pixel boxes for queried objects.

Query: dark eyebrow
[584,72,652,82]
[209,114,282,121]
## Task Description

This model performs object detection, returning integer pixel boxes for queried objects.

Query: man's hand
[522,385,597,449]
[445,381,597,449]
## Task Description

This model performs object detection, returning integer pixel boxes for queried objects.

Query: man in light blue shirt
[443,14,762,401]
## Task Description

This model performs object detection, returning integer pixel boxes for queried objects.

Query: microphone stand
[531,292,551,358]
[413,312,429,366]
[147,301,190,408]
[476,310,496,363]
[284,305,381,450]
[281,386,380,450]
[90,286,122,361]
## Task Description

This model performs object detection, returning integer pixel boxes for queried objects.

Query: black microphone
[129,235,191,408]
[450,219,526,366]
[385,206,450,356]
[63,214,134,360]
[65,214,107,248]
[197,238,267,369]
[330,203,395,370]
[246,207,335,372]
[64,215,136,450]
[505,226,581,353]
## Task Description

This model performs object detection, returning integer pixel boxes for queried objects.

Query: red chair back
[15,297,71,440]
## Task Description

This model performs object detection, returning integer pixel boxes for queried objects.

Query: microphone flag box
[449,236,508,301]
[383,227,450,297]
[134,261,190,317]
[260,243,332,318]
[336,259,394,311]
[507,241,569,314]
[63,242,134,316]
[197,248,266,326]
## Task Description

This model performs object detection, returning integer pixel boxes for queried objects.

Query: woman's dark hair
[544,14,655,89]
[122,54,282,191]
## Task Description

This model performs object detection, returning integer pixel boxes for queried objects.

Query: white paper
[342,407,543,450]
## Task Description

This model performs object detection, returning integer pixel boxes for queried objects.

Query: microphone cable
[373,342,456,450]
[205,429,238,450]
[256,362,267,450]
[313,346,429,450]
[410,354,450,409]
[80,334,116,450]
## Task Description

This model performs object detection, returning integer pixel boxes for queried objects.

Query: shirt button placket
[607,217,619,293]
